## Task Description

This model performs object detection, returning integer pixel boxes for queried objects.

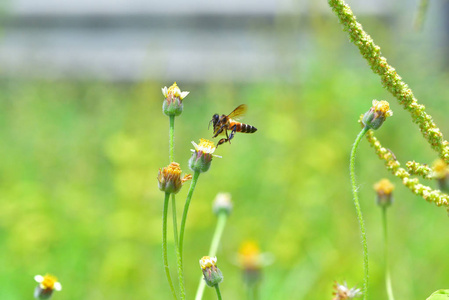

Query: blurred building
[0,0,435,82]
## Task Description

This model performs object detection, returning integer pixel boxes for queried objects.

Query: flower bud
[34,274,62,299]
[199,256,223,287]
[332,281,362,300]
[161,82,189,116]
[158,162,192,194]
[213,193,233,216]
[373,178,394,207]
[189,139,221,173]
[362,100,393,130]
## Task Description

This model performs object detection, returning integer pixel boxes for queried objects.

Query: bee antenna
[208,119,213,130]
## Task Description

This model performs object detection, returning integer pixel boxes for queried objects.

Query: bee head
[209,114,219,130]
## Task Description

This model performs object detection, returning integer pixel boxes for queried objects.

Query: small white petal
[34,275,44,283]
[180,91,190,99]
[162,87,168,97]
[54,282,62,291]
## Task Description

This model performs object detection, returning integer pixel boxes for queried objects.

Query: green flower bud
[161,82,189,117]
[189,139,221,173]
[362,100,393,130]
[199,256,223,287]
[213,193,233,216]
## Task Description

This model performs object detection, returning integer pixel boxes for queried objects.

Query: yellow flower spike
[158,162,192,194]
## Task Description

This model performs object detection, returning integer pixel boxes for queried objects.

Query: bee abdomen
[239,123,257,133]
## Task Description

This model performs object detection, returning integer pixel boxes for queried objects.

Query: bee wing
[227,104,247,120]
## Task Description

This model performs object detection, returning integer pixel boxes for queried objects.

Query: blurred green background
[1,1,449,300]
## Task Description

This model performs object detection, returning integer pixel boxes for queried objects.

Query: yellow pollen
[197,139,216,153]
[374,178,394,195]
[167,82,181,98]
[166,162,182,176]
[41,274,58,290]
[199,256,217,269]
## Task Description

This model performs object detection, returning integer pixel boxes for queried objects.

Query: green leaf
[427,290,449,300]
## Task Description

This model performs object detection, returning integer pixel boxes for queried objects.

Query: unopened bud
[374,178,394,207]
[161,82,189,116]
[362,100,393,130]
[199,256,223,287]
[213,193,233,216]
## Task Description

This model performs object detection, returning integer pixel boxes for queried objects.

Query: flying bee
[209,104,257,146]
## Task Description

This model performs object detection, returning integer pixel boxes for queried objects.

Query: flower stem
[163,192,178,300]
[169,115,175,162]
[195,212,229,300]
[172,193,185,300]
[179,170,200,258]
[214,284,223,300]
[350,126,369,299]
[382,206,395,300]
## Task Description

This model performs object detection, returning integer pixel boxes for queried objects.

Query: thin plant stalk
[169,115,175,162]
[195,212,228,300]
[350,126,370,299]
[172,193,185,299]
[247,284,258,300]
[382,206,395,300]
[214,285,223,300]
[163,192,178,300]
[179,170,201,260]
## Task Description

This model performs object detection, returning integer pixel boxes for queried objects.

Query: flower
[213,193,233,216]
[161,82,189,116]
[237,241,273,287]
[373,178,394,207]
[332,281,362,300]
[158,162,192,194]
[199,256,223,287]
[34,274,62,299]
[362,100,393,130]
[189,139,221,173]
[432,159,449,192]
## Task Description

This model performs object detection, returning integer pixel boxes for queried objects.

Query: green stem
[179,170,200,258]
[163,192,178,300]
[172,194,185,300]
[195,212,229,300]
[214,284,223,300]
[350,126,369,299]
[382,206,395,300]
[169,115,175,162]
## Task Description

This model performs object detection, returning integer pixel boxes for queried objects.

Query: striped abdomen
[229,121,257,133]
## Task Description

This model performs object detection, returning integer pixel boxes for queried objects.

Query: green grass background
[0,13,448,300]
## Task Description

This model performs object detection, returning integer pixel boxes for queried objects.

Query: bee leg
[228,125,237,144]
[213,124,226,138]
[217,138,227,147]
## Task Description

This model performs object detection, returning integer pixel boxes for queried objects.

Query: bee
[209,104,257,146]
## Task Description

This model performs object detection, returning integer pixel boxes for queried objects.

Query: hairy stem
[214,284,223,300]
[163,192,178,300]
[350,126,370,299]
[195,212,228,300]
[169,115,175,162]
[382,206,395,300]
[172,194,185,299]
[179,170,201,261]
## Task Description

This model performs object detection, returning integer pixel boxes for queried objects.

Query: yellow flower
[34,274,62,299]
[432,159,448,179]
[373,178,394,207]
[162,82,189,100]
[362,99,393,130]
[158,162,192,194]
[189,139,221,173]
[161,82,189,116]
[199,256,217,270]
[238,241,262,270]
